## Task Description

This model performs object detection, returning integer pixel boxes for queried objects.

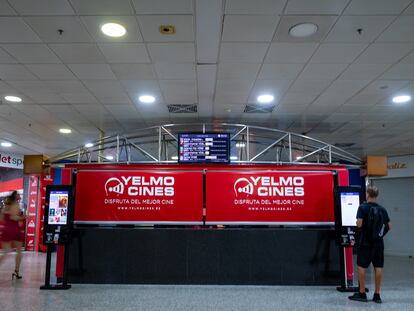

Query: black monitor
[334,186,363,246]
[43,185,74,245]
[178,133,230,163]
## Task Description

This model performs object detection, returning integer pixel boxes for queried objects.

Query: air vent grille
[244,104,275,113]
[168,104,197,113]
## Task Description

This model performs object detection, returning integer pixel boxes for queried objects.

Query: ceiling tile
[98,43,150,63]
[2,44,61,63]
[81,16,143,43]
[309,43,367,63]
[111,63,156,80]
[215,80,255,104]
[7,80,51,93]
[0,17,41,43]
[83,80,132,104]
[105,104,141,121]
[285,0,349,14]
[69,0,134,15]
[147,43,195,62]
[265,43,318,63]
[299,63,348,80]
[280,92,318,105]
[222,15,279,42]
[377,16,414,42]
[401,50,414,63]
[154,63,195,80]
[0,47,17,63]
[0,0,17,15]
[325,16,394,43]
[8,0,74,15]
[339,63,391,80]
[68,64,116,80]
[0,64,38,80]
[247,79,292,103]
[138,15,194,42]
[217,63,261,80]
[24,16,92,43]
[289,79,332,95]
[132,0,193,14]
[42,80,89,93]
[27,93,67,103]
[274,16,336,43]
[220,43,268,62]
[60,92,98,104]
[49,44,106,63]
[344,0,412,15]
[381,63,414,80]
[257,63,304,80]
[159,80,196,103]
[26,64,76,80]
[355,43,414,64]
[403,2,414,15]
[225,0,286,14]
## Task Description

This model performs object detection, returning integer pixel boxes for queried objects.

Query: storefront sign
[383,155,414,178]
[0,152,23,169]
[74,170,204,224]
[205,171,335,225]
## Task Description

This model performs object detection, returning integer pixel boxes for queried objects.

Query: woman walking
[0,191,25,279]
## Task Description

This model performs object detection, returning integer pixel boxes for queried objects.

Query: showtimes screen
[178,133,230,163]
[340,192,360,227]
[48,190,69,225]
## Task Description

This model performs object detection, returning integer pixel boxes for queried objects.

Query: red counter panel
[206,170,335,225]
[74,170,203,224]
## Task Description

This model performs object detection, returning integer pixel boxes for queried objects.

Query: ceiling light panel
[101,22,127,37]
[274,16,336,43]
[81,16,142,42]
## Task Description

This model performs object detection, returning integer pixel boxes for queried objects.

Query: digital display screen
[340,192,360,227]
[178,133,230,163]
[48,190,68,225]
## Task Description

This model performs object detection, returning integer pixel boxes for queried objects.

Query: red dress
[1,213,24,242]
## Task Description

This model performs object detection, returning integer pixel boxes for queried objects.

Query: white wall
[372,176,414,257]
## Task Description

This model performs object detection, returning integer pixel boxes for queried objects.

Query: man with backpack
[348,185,391,303]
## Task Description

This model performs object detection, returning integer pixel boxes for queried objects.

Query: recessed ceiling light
[85,143,94,148]
[392,95,411,104]
[4,95,22,103]
[289,23,318,38]
[139,95,155,104]
[230,156,238,160]
[1,142,12,147]
[171,156,178,160]
[257,94,274,104]
[105,155,114,161]
[59,128,72,134]
[236,142,246,148]
[101,23,126,37]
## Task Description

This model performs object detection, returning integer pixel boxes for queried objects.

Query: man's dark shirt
[356,202,390,247]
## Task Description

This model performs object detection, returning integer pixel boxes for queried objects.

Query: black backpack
[366,203,388,242]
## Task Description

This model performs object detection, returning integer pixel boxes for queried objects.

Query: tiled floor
[0,252,413,310]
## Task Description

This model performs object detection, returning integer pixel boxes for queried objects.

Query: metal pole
[246,126,250,161]
[98,131,104,163]
[116,135,119,163]
[158,126,162,161]
[288,133,292,163]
